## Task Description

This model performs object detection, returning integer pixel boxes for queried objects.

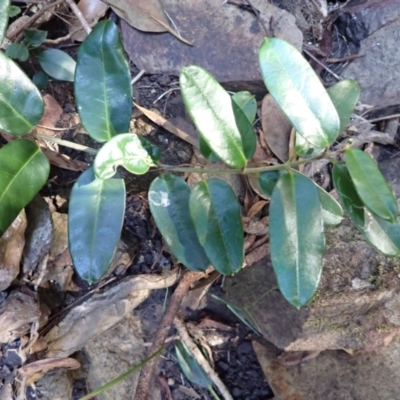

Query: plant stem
[29,133,98,155]
[158,156,326,175]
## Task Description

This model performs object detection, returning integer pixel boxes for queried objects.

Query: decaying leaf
[69,0,109,41]
[0,209,27,291]
[45,270,179,358]
[106,0,192,45]
[0,287,41,343]
[35,94,63,139]
[18,357,80,385]
[261,94,292,162]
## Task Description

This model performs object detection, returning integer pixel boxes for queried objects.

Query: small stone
[167,377,175,386]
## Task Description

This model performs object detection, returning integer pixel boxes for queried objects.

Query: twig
[368,113,400,123]
[7,0,66,41]
[153,87,179,104]
[65,0,91,35]
[303,48,341,81]
[44,27,82,44]
[134,269,211,400]
[174,317,233,400]
[244,0,271,37]
[131,69,146,85]
[327,54,364,63]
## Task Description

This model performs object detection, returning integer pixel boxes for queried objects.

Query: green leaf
[5,43,29,62]
[199,136,221,162]
[75,20,132,143]
[7,5,20,18]
[232,91,257,124]
[259,38,339,148]
[0,52,44,135]
[189,178,244,275]
[23,28,47,47]
[328,79,360,134]
[258,170,281,197]
[149,174,210,272]
[231,97,256,161]
[137,135,160,163]
[180,66,247,168]
[345,148,397,222]
[0,140,49,235]
[68,167,125,283]
[0,0,10,44]
[36,49,76,82]
[295,133,325,158]
[333,162,400,256]
[211,294,261,336]
[317,186,343,226]
[33,71,49,90]
[94,133,156,179]
[269,172,325,308]
[174,340,213,389]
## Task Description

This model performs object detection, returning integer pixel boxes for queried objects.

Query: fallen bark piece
[45,270,179,358]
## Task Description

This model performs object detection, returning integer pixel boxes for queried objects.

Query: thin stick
[131,69,146,85]
[174,317,233,400]
[134,269,210,400]
[45,27,82,44]
[244,0,271,36]
[7,0,66,41]
[30,133,98,155]
[65,0,92,35]
[368,113,400,123]
[303,48,341,80]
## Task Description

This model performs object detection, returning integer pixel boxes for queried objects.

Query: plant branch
[134,268,211,400]
[29,133,98,155]
[174,317,233,400]
[65,0,92,35]
[158,155,328,175]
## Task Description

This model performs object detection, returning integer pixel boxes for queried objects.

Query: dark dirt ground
[2,0,398,399]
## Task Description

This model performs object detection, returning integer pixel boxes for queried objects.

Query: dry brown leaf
[134,103,198,147]
[105,0,192,45]
[247,200,268,219]
[36,95,63,138]
[18,357,80,385]
[261,94,292,162]
[40,147,89,171]
[69,0,109,41]
[0,210,27,291]
[243,216,268,236]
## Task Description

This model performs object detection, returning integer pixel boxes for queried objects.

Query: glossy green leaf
[232,91,257,124]
[211,294,261,336]
[174,340,213,389]
[7,5,20,17]
[199,136,221,162]
[68,167,125,283]
[148,174,210,272]
[75,20,132,143]
[0,0,10,44]
[345,148,397,222]
[231,97,256,160]
[258,170,281,197]
[33,71,49,90]
[295,133,325,158]
[94,133,156,179]
[189,178,244,275]
[5,43,29,62]
[328,79,360,134]
[0,140,49,235]
[317,186,343,226]
[180,66,246,168]
[333,162,400,256]
[0,52,44,135]
[269,172,325,308]
[23,28,47,47]
[36,49,76,82]
[259,38,339,148]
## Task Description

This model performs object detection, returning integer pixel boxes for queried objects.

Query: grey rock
[121,0,303,95]
[342,4,400,108]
